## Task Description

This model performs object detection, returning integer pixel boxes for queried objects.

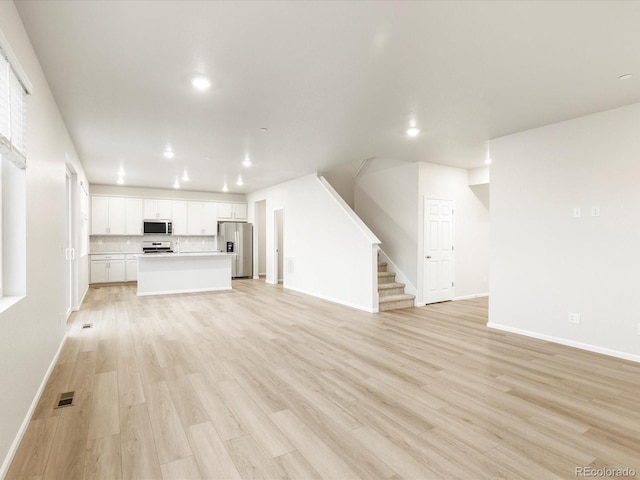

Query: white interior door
[424,197,455,304]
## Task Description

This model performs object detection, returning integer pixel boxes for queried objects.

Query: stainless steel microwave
[143,219,172,235]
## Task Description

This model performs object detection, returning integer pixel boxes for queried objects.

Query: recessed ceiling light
[117,177,124,185]
[191,76,211,91]
[164,147,174,159]
[117,167,125,176]
[619,73,633,80]
[406,127,420,137]
[182,171,189,182]
[222,183,228,192]
[243,156,252,167]
[236,176,243,186]
[173,179,180,189]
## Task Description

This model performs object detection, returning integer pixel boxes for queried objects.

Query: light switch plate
[591,206,600,217]
[573,207,581,218]
[568,312,581,324]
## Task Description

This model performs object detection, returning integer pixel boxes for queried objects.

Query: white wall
[354,160,420,295]
[321,159,361,208]
[418,163,490,303]
[248,174,380,312]
[490,102,640,361]
[354,159,490,304]
[469,166,490,186]
[0,2,89,474]
[91,184,246,202]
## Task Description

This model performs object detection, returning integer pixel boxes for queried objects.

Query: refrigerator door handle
[235,229,240,276]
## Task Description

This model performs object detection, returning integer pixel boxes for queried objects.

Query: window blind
[0,47,26,169]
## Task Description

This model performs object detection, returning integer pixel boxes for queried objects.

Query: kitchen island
[137,252,235,296]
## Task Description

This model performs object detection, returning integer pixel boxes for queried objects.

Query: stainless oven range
[142,241,173,254]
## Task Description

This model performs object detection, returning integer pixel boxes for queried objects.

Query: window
[0,43,27,304]
[0,46,27,168]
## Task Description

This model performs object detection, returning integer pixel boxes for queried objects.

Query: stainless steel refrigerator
[217,222,253,278]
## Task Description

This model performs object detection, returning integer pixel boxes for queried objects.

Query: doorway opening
[65,166,77,322]
[274,209,284,284]
[255,200,266,280]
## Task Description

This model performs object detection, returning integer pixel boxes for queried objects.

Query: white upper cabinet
[217,202,232,220]
[203,202,218,234]
[217,202,247,221]
[188,201,218,235]
[91,197,109,235]
[91,196,125,235]
[172,200,188,235]
[143,198,172,219]
[90,195,238,237]
[187,202,203,235]
[233,203,248,221]
[125,198,143,235]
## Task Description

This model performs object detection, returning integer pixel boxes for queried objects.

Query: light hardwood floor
[7,280,640,479]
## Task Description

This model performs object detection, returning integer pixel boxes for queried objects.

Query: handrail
[352,156,376,179]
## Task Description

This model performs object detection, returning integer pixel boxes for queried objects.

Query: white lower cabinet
[90,254,126,283]
[125,255,138,282]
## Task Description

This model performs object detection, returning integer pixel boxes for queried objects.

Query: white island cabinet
[136,252,235,296]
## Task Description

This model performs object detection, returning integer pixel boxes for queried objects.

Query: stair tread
[377,282,405,290]
[377,271,395,277]
[379,293,415,303]
[377,262,387,267]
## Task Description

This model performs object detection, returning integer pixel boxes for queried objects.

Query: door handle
[426,256,432,259]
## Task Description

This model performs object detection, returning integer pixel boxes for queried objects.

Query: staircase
[377,262,416,311]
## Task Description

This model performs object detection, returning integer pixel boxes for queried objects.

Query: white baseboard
[0,335,67,479]
[285,285,378,313]
[454,292,489,301]
[137,286,231,296]
[74,285,89,311]
[487,323,640,364]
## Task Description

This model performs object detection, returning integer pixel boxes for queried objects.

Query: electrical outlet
[591,206,600,217]
[573,207,581,218]
[568,312,581,324]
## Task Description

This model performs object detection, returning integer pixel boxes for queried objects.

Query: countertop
[136,252,235,258]
[89,251,140,255]
[90,250,221,255]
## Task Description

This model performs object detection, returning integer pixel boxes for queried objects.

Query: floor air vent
[81,323,93,329]
[55,391,75,409]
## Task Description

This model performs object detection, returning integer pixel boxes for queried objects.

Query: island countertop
[136,251,236,258]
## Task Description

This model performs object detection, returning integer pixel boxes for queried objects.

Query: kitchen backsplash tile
[90,235,218,253]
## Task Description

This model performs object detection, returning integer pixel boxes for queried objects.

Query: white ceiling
[15,1,640,194]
